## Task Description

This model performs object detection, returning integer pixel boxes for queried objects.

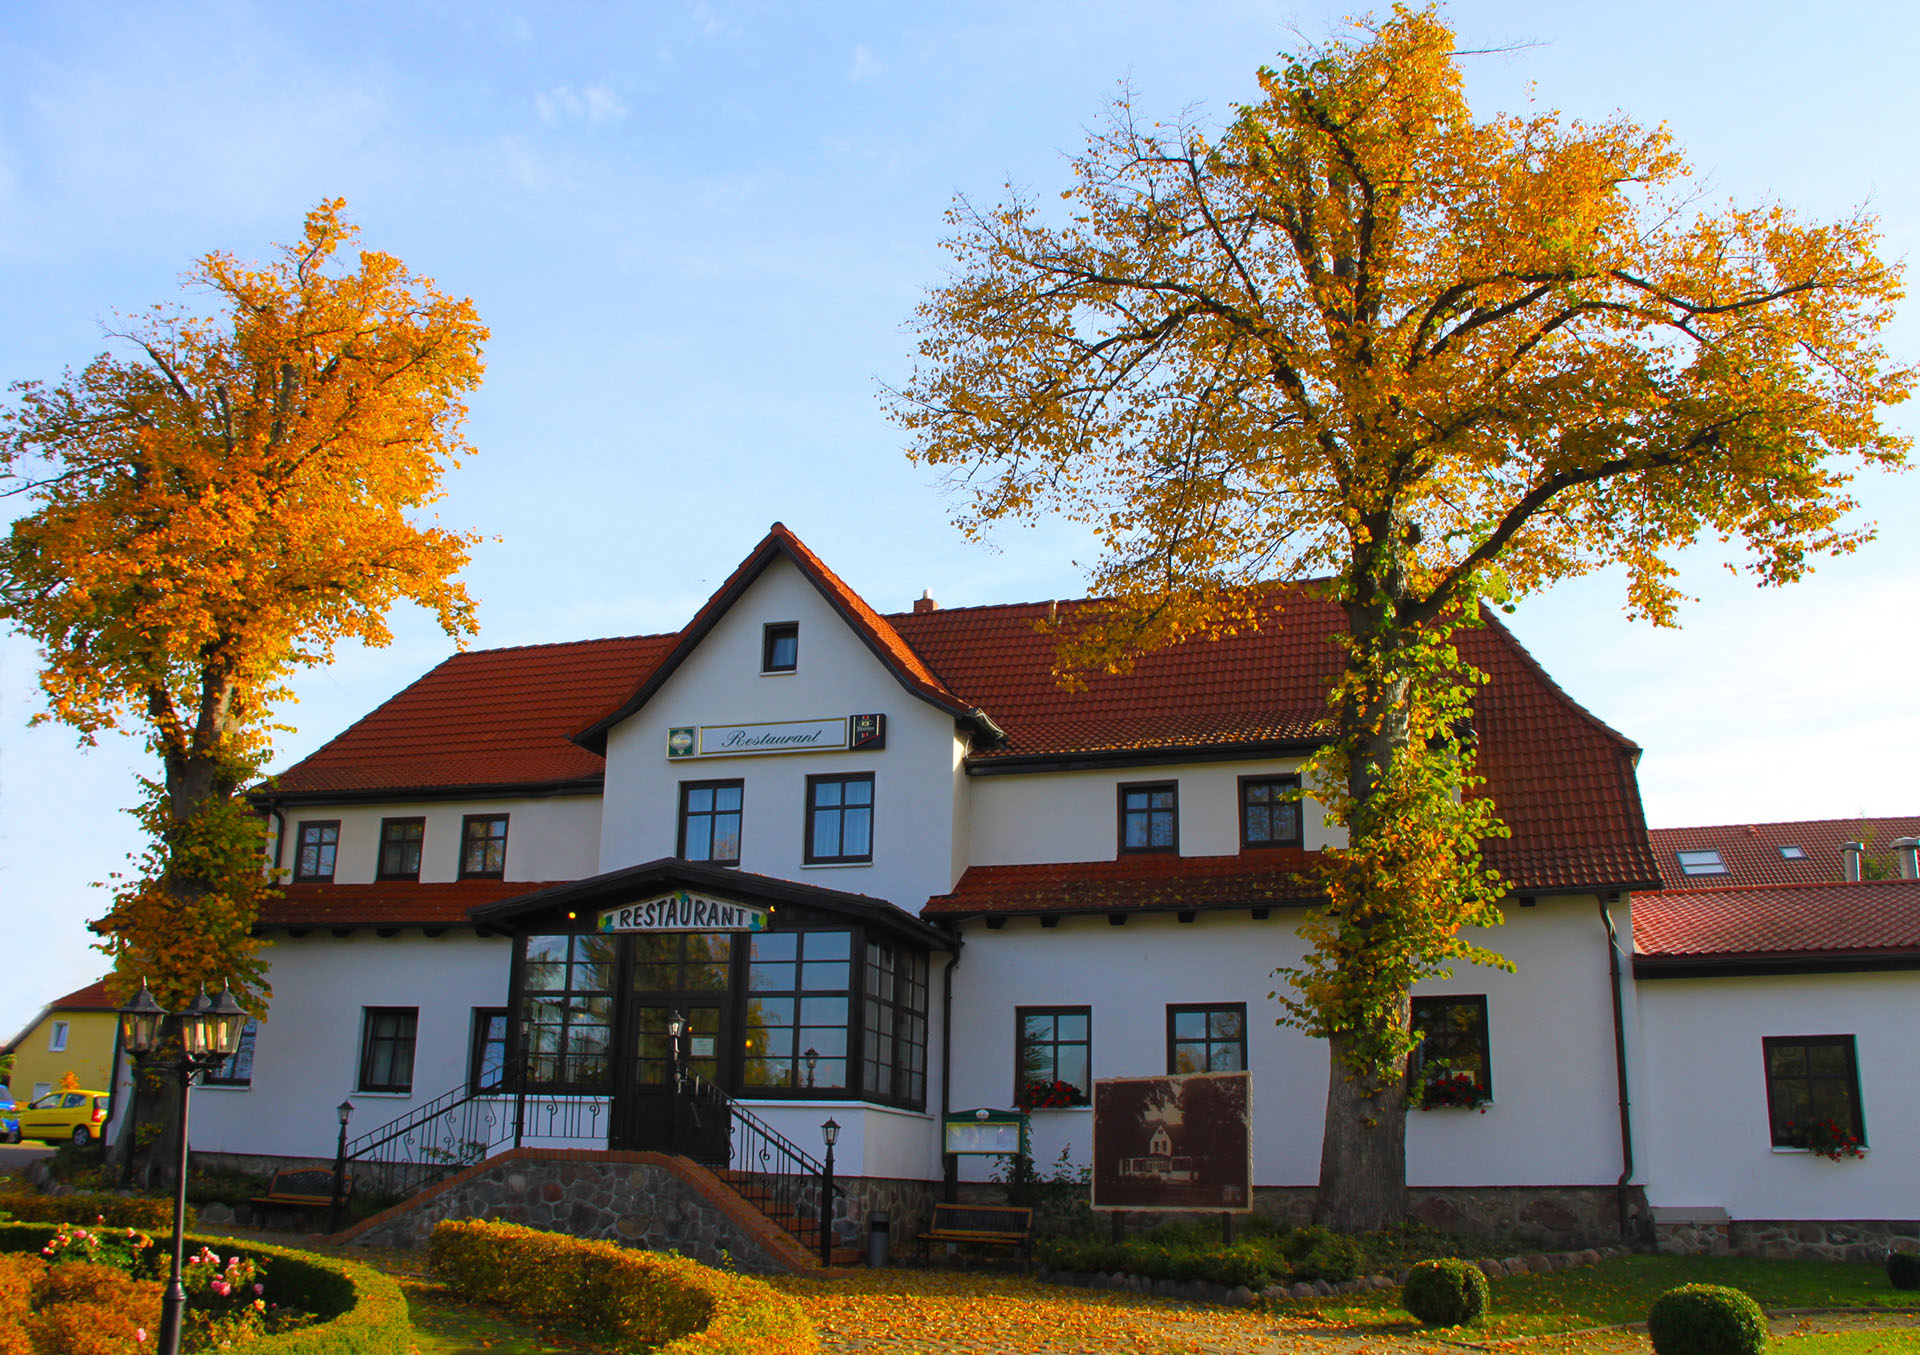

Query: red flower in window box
[1416,1070,1491,1112]
[1785,1118,1865,1160]
[1017,1079,1087,1110]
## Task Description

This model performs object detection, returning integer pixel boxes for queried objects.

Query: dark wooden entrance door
[610,933,735,1163]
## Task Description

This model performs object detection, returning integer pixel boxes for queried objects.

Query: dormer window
[1777,845,1807,861]
[1676,849,1728,877]
[762,622,798,673]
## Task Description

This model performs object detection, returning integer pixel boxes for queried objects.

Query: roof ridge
[1651,815,1920,834]
[1477,608,1642,754]
[443,632,672,659]
[1655,877,1920,898]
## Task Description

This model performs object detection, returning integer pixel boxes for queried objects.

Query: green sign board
[943,1107,1029,1156]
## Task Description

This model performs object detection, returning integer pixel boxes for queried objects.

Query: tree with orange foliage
[1,200,487,1020]
[891,8,1910,1228]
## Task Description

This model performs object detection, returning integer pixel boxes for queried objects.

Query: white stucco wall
[272,795,602,885]
[947,896,1626,1188]
[184,932,514,1160]
[967,758,1339,866]
[1635,969,1920,1220]
[599,556,967,908]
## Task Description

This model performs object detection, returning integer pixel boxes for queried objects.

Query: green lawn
[1277,1255,1917,1340]
[399,1279,604,1355]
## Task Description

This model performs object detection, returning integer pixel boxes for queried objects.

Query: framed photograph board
[1090,1070,1252,1212]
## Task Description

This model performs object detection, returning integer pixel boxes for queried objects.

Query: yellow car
[17,1090,112,1147]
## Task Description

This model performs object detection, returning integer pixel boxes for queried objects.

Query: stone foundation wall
[960,1181,1649,1250]
[1658,1220,1912,1259]
[347,1152,796,1272]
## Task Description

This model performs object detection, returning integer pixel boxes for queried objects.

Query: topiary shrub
[1402,1257,1489,1328]
[430,1219,819,1354]
[1647,1284,1768,1355]
[1888,1251,1920,1291]
[0,1195,188,1233]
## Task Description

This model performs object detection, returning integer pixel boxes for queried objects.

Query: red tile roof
[47,979,118,1011]
[1633,879,1920,962]
[257,880,568,928]
[925,851,1321,917]
[269,635,674,797]
[262,529,1659,899]
[1648,818,1920,889]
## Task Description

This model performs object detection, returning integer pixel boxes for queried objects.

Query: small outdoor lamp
[328,1100,355,1234]
[667,1010,687,1041]
[119,982,165,1056]
[818,1118,841,1266]
[804,1046,819,1088]
[176,987,215,1059]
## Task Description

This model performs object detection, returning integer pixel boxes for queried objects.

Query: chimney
[913,590,938,614]
[1892,837,1920,881]
[1841,841,1866,883]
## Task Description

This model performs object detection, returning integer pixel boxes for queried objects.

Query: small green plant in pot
[1402,1257,1489,1328]
[1888,1250,1920,1291]
[1647,1284,1768,1355]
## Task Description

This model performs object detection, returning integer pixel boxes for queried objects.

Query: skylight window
[1676,849,1729,877]
[1777,845,1807,861]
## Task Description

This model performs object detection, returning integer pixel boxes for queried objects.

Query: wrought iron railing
[342,1080,606,1201]
[696,1078,831,1259]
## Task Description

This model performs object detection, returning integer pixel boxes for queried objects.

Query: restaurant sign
[668,717,848,759]
[597,891,771,934]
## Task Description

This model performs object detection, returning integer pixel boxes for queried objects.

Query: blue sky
[3,1,1916,1035]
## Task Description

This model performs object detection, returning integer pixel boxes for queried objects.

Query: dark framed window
[1763,1035,1864,1149]
[762,622,799,673]
[1168,1004,1247,1074]
[378,817,426,881]
[1410,995,1491,1099]
[460,814,509,879]
[805,774,874,864]
[1240,776,1302,850]
[294,821,340,882]
[745,930,853,1092]
[1016,1006,1091,1108]
[863,940,930,1106]
[358,1008,419,1093]
[519,934,615,1091]
[678,780,744,865]
[1118,782,1178,854]
[205,1019,258,1087]
[469,1009,508,1094]
[1675,849,1728,877]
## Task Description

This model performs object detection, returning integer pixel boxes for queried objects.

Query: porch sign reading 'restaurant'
[598,891,771,933]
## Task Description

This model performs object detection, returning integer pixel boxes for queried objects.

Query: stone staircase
[713,1167,863,1267]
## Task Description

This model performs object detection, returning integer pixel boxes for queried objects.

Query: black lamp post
[327,1100,354,1234]
[119,981,248,1355]
[819,1117,840,1267]
[666,1011,687,1154]
[803,1046,819,1089]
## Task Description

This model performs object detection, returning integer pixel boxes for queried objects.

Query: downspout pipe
[1599,893,1636,1242]
[938,931,965,1204]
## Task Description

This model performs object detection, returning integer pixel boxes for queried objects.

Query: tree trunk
[1314,1031,1410,1230]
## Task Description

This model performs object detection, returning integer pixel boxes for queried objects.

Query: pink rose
[211,1280,231,1296]
[253,1284,264,1295]
[136,1331,147,1343]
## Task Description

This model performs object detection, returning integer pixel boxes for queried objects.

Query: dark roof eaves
[1633,949,1920,978]
[251,776,605,808]
[966,736,1327,775]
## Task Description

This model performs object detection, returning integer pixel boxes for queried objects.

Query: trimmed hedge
[0,1221,411,1355]
[0,1193,194,1232]
[1647,1283,1768,1355]
[1036,1223,1365,1291]
[429,1219,818,1355]
[1402,1257,1489,1328]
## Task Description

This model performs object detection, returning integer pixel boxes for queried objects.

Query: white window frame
[48,1020,69,1053]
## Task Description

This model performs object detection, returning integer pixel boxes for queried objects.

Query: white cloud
[848,45,882,82]
[534,84,627,127]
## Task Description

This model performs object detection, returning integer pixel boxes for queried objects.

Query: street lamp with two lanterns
[117,980,249,1355]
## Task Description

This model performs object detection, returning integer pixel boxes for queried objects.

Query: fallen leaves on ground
[768,1269,1457,1354]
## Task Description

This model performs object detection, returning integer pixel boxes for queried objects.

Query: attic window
[1777,845,1807,861]
[1676,849,1728,877]
[762,622,798,673]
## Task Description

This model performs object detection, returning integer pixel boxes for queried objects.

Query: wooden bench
[248,1167,350,1218]
[917,1203,1035,1273]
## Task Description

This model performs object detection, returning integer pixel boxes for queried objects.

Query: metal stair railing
[691,1077,832,1260]
[342,1079,607,1202]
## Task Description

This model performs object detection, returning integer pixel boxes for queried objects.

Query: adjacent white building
[151,525,1916,1257]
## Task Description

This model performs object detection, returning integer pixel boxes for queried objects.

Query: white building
[154,525,1916,1259]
